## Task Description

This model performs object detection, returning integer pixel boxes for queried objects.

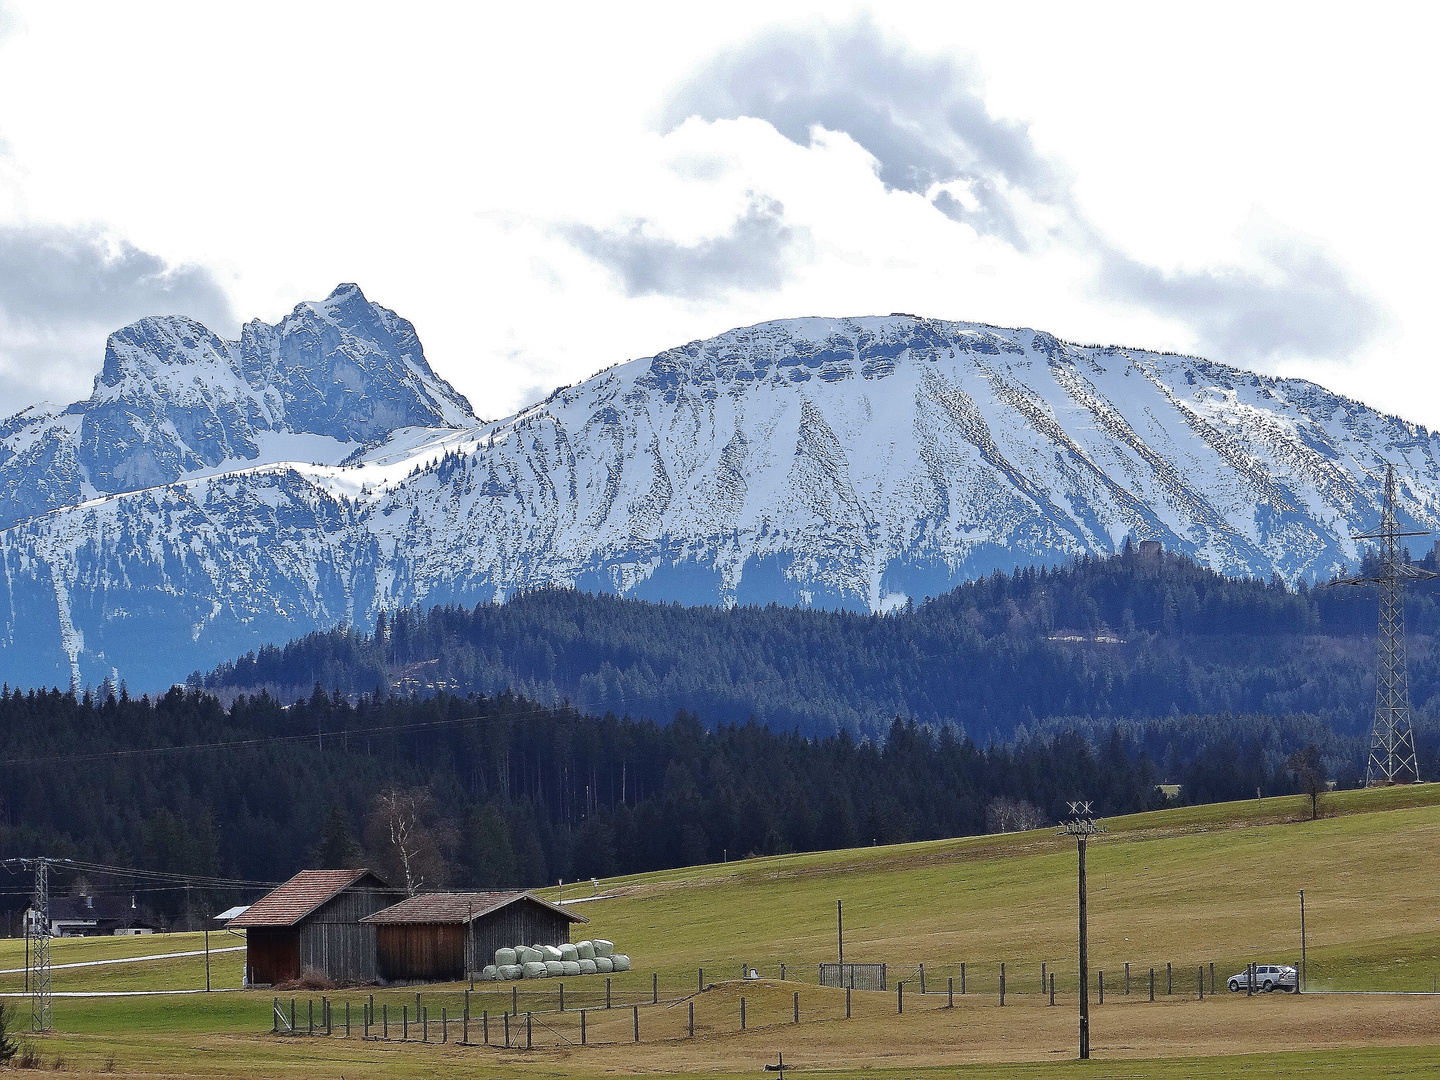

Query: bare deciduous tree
[1287,744,1328,821]
[985,796,1047,834]
[366,787,456,895]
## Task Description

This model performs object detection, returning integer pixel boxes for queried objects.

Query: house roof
[48,895,152,925]
[229,869,393,928]
[361,891,588,926]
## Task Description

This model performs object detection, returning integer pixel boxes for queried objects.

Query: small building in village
[39,895,157,937]
[230,869,402,986]
[361,892,588,984]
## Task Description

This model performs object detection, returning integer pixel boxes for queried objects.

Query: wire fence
[266,953,1321,1051]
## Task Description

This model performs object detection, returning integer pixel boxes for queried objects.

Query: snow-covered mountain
[4,298,1439,691]
[0,283,473,530]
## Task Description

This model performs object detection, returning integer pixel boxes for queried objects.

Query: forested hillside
[205,546,1440,743]
[0,684,1360,924]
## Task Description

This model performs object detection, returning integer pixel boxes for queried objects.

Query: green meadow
[7,784,1440,1076]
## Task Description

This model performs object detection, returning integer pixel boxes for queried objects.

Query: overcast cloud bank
[650,19,1385,368]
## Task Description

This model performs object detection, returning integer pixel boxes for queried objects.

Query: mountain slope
[4,309,1440,690]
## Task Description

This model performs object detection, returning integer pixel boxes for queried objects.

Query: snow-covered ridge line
[4,308,1439,691]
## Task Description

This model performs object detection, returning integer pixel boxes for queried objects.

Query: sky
[0,1,1435,428]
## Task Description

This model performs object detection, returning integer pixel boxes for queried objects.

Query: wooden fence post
[560,983,565,1012]
[846,987,852,1018]
[1149,968,1155,1002]
[653,972,658,1004]
[898,982,904,1014]
[1049,972,1055,1006]
[402,1005,408,1041]
[345,1001,350,1037]
[483,1009,489,1045]
[948,977,954,1008]
[920,964,926,994]
[1198,966,1204,1000]
[580,1008,586,1046]
[961,962,966,995]
[442,1007,448,1043]
[1098,971,1104,1005]
[689,1001,694,1037]
[1041,962,1047,993]
[632,1005,638,1043]
[1125,962,1130,995]
[793,991,799,1023]
[382,1003,388,1040]
[741,997,747,1030]
[1166,962,1172,995]
[527,1011,532,1051]
[1000,963,1005,1006]
[308,999,314,1036]
[503,1011,509,1048]
[607,978,613,1009]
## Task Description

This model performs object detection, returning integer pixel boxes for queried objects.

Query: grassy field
[9,784,1440,1077]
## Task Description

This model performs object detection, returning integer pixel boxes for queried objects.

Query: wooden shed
[362,892,588,984]
[230,869,402,986]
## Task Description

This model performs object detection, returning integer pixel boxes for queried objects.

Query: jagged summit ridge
[3,306,1440,690]
[0,284,475,527]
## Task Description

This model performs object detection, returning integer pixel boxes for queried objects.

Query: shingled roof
[229,869,394,928]
[361,891,588,925]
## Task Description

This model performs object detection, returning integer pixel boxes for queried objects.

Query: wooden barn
[230,869,402,986]
[362,892,588,984]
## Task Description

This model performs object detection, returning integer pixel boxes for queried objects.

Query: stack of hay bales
[480,938,630,980]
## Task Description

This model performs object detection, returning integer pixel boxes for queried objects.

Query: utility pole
[1332,463,1434,785]
[1299,890,1307,991]
[26,858,51,1031]
[1061,802,1105,1061]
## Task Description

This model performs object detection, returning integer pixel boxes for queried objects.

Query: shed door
[246,929,300,986]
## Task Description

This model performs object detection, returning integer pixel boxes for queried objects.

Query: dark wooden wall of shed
[298,881,401,984]
[376,924,466,983]
[246,928,300,986]
[467,901,576,975]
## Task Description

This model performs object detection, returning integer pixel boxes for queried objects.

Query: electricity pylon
[1333,464,1434,785]
[26,858,51,1031]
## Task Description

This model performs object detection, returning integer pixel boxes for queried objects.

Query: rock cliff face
[4,302,1438,690]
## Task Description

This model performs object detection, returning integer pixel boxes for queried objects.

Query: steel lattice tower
[1334,464,1435,785]
[29,859,51,1031]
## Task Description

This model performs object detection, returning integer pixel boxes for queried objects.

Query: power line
[0,700,600,768]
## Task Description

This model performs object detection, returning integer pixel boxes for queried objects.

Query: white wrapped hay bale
[521,947,544,965]
[545,961,565,977]
[499,964,523,980]
[494,948,518,967]
[542,945,564,962]
[611,954,631,972]
[578,959,598,975]
[576,941,595,960]
[482,965,499,982]
[593,939,615,958]
[559,943,579,963]
[561,960,581,976]
[522,961,549,979]
[595,957,614,973]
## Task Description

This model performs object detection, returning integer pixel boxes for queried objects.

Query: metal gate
[819,963,886,991]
